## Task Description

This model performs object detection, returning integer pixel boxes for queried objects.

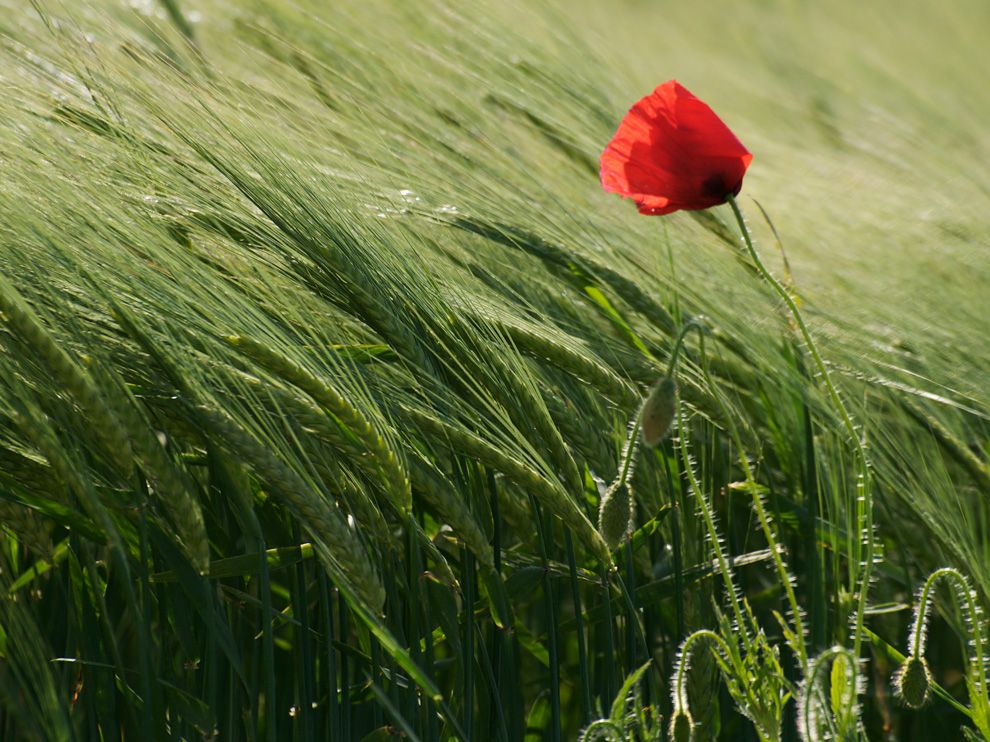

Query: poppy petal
[600,80,752,215]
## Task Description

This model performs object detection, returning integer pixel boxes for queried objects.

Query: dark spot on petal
[700,173,728,199]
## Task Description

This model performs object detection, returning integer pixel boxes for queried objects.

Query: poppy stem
[614,319,701,490]
[665,318,703,378]
[725,194,874,667]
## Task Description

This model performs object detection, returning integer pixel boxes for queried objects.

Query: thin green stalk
[726,194,873,663]
[135,502,158,741]
[565,530,594,724]
[370,681,424,742]
[249,593,261,740]
[658,450,686,639]
[83,547,136,733]
[318,573,339,742]
[259,533,277,742]
[338,592,351,742]
[610,569,650,674]
[130,534,154,740]
[226,616,238,742]
[675,401,749,648]
[600,567,617,712]
[371,637,384,730]
[488,470,514,738]
[421,573,439,742]
[462,548,476,738]
[624,542,637,666]
[545,565,562,742]
[437,698,470,742]
[529,495,561,742]
[71,548,118,740]
[291,523,315,741]
[700,335,808,668]
[672,629,771,737]
[665,318,703,378]
[405,519,423,737]
[473,622,509,742]
[489,471,503,577]
[381,557,404,716]
[800,396,829,652]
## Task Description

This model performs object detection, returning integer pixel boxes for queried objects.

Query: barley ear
[400,404,611,564]
[0,277,134,476]
[88,362,210,575]
[194,404,386,612]
[225,334,410,513]
[0,500,53,560]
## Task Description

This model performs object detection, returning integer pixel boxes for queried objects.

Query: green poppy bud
[641,377,677,447]
[896,655,932,709]
[598,480,633,551]
[670,708,694,742]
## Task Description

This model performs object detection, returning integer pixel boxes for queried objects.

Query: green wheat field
[1,0,988,739]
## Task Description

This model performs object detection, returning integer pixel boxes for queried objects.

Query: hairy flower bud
[669,708,694,742]
[598,480,633,551]
[896,655,932,709]
[641,377,677,447]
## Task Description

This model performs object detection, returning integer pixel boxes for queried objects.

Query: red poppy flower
[600,80,752,215]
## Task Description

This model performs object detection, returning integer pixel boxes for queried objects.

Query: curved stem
[726,194,874,662]
[673,629,774,739]
[615,406,644,488]
[702,351,808,668]
[580,719,625,742]
[676,399,748,642]
[673,630,733,708]
[798,646,858,741]
[666,318,704,378]
[913,568,987,698]
[612,319,702,495]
